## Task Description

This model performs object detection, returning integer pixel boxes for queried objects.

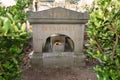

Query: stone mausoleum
[28,7,89,67]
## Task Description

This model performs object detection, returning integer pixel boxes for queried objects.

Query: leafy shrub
[0,0,31,80]
[86,0,120,80]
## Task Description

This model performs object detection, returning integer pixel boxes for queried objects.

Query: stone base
[30,52,85,68]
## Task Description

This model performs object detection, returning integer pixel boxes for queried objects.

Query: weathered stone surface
[28,7,89,67]
[31,52,85,68]
[28,7,89,24]
[32,24,85,53]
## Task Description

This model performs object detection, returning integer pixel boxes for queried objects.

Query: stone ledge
[29,19,88,24]
[30,52,85,68]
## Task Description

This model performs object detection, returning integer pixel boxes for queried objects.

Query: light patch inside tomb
[54,41,62,45]
[43,34,74,52]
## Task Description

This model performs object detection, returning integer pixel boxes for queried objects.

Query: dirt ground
[22,65,97,80]
[22,42,97,80]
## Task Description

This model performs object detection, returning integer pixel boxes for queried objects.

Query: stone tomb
[28,7,89,67]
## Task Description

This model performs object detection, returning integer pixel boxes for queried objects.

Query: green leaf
[12,58,18,64]
[115,59,120,66]
[13,15,19,21]
[2,61,10,68]
[3,19,11,35]
[6,13,13,22]
[21,23,26,31]
[0,76,4,80]
[13,25,19,32]
[0,27,5,34]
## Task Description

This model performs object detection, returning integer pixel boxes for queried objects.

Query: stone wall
[32,24,85,53]
[29,7,89,53]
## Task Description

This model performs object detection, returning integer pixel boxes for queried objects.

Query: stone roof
[28,7,89,24]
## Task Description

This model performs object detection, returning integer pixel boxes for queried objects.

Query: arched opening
[43,34,74,52]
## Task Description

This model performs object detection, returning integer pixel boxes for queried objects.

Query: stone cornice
[28,7,89,24]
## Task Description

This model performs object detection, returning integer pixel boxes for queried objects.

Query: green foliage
[86,0,120,80]
[0,0,31,80]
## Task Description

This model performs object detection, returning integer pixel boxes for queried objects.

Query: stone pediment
[28,7,89,24]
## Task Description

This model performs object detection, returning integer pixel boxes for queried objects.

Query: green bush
[0,0,31,80]
[86,0,120,80]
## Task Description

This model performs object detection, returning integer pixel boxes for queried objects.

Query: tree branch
[111,34,118,61]
[95,36,104,54]
[0,63,4,72]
